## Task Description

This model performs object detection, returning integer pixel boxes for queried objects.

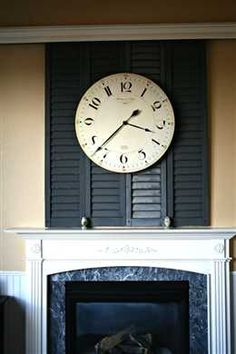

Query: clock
[75,73,175,173]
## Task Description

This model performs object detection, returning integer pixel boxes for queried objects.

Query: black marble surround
[48,267,208,354]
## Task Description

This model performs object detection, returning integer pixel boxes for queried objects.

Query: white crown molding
[0,22,236,44]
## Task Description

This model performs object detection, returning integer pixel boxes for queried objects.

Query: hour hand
[125,122,156,133]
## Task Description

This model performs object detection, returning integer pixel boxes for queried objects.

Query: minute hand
[124,122,156,133]
[92,109,141,156]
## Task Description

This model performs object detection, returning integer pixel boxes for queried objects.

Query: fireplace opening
[65,281,189,354]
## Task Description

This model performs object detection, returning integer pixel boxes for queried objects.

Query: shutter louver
[131,167,162,225]
[91,164,126,226]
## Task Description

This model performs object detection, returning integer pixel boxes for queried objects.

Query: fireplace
[7,227,235,354]
[64,281,189,354]
[48,267,207,354]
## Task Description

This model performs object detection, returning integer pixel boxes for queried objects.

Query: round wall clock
[75,73,175,173]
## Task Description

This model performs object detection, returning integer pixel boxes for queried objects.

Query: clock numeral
[140,87,147,97]
[152,138,160,146]
[91,135,97,144]
[104,85,112,97]
[103,148,109,159]
[89,97,101,110]
[138,149,146,160]
[120,153,128,164]
[121,81,132,93]
[151,100,162,111]
[156,120,166,130]
[100,148,109,163]
[84,118,94,126]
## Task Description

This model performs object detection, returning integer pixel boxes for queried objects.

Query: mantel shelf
[5,226,236,240]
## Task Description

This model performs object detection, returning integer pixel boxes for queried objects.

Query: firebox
[48,266,208,354]
[65,281,189,354]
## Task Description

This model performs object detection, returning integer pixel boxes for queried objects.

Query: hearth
[7,227,236,354]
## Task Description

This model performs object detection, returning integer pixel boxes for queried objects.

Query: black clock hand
[124,122,156,133]
[92,109,141,155]
[125,109,141,123]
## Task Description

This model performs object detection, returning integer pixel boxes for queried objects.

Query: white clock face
[75,73,175,173]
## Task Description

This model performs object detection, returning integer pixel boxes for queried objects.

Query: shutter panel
[46,43,128,227]
[46,45,83,226]
[129,42,166,226]
[87,42,128,226]
[170,41,209,226]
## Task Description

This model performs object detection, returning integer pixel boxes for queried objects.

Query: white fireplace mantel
[7,227,236,354]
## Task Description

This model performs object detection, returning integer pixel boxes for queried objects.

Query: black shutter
[46,45,83,226]
[46,42,128,227]
[170,41,209,226]
[128,42,166,226]
[46,41,209,228]
[86,42,128,226]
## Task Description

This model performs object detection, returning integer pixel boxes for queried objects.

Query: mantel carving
[98,244,158,255]
[31,242,41,255]
[214,243,225,254]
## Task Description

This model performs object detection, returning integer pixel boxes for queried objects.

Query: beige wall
[208,40,236,268]
[0,45,45,270]
[209,40,236,224]
[0,0,235,26]
[0,40,236,270]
